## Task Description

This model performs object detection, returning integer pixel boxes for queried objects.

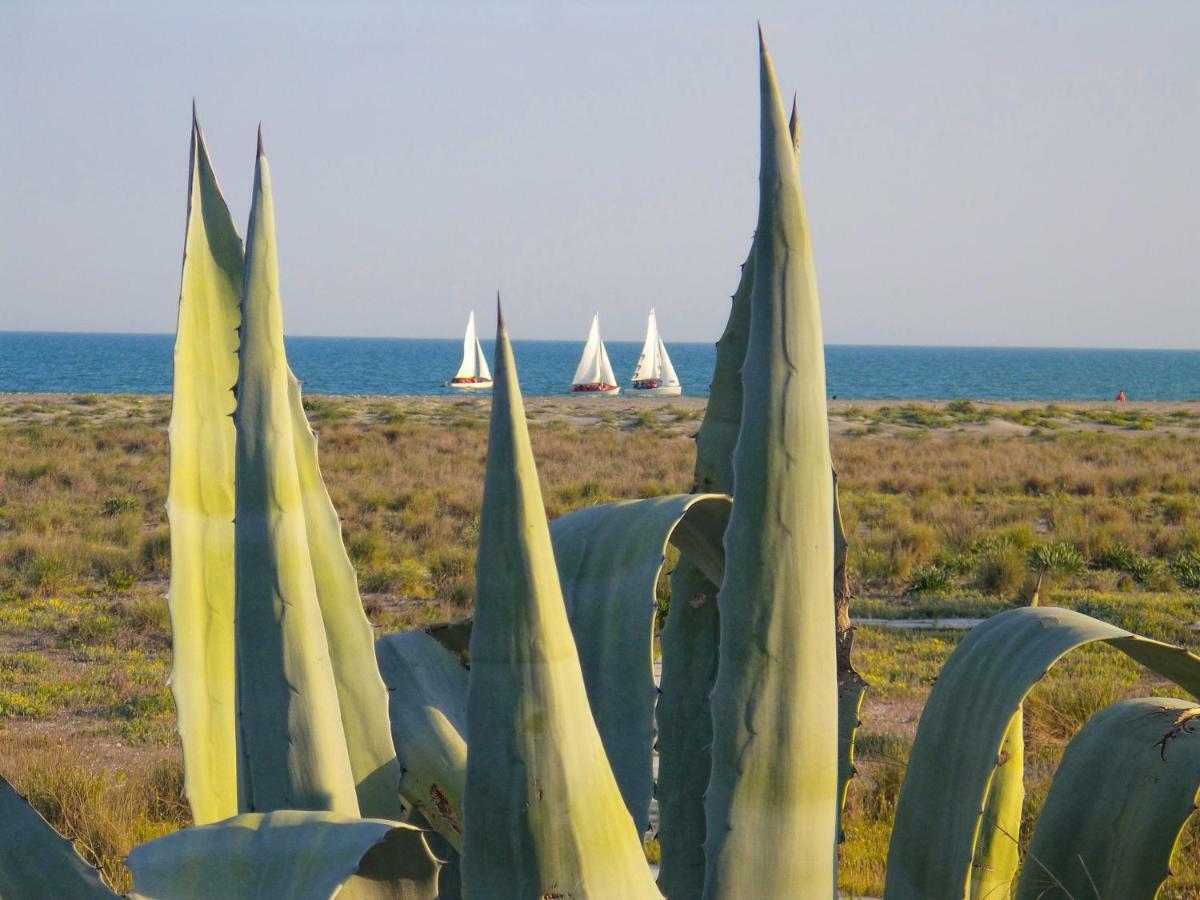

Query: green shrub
[1170,552,1200,591]
[853,548,892,583]
[1094,542,1169,586]
[996,523,1038,551]
[903,565,953,595]
[104,569,136,593]
[1029,542,1085,576]
[895,523,938,564]
[101,495,140,517]
[974,547,1026,596]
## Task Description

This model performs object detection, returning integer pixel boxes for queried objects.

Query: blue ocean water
[1,332,1199,401]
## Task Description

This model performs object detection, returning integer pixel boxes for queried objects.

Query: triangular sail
[655,334,679,385]
[473,329,492,382]
[455,312,479,380]
[454,311,491,382]
[572,313,604,386]
[632,309,680,387]
[632,310,660,383]
[598,340,618,388]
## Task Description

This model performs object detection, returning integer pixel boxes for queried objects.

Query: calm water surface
[2,332,1199,400]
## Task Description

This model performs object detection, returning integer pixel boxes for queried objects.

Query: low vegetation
[2,394,1200,894]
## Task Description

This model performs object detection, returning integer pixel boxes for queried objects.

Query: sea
[2,332,1200,401]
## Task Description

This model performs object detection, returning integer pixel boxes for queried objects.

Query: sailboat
[446,310,492,389]
[630,309,681,396]
[569,313,621,395]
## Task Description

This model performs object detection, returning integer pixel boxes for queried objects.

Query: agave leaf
[702,28,838,899]
[0,777,116,898]
[833,471,867,846]
[655,70,797,900]
[549,494,731,832]
[836,673,868,843]
[462,308,659,899]
[657,248,747,899]
[168,107,243,825]
[1015,697,1200,900]
[371,496,728,854]
[658,109,757,900]
[425,619,473,664]
[656,556,721,897]
[233,134,359,815]
[884,606,1200,899]
[657,75,758,900]
[690,243,755,497]
[376,630,469,851]
[409,814,463,900]
[967,587,1042,899]
[287,371,405,819]
[687,83,795,502]
[968,708,1022,900]
[127,811,439,900]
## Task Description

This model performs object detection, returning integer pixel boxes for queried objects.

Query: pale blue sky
[1,2,1196,345]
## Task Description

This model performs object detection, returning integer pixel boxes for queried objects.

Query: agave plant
[3,27,1200,900]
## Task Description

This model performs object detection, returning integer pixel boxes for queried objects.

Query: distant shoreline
[2,393,1195,408]
[4,394,1200,441]
[4,392,1196,405]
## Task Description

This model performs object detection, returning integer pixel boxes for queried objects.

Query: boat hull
[447,380,493,390]
[569,384,621,396]
[631,384,682,397]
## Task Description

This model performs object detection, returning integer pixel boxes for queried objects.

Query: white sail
[632,309,680,388]
[473,324,491,382]
[598,339,618,387]
[632,309,660,383]
[572,313,605,385]
[453,311,491,382]
[655,334,679,385]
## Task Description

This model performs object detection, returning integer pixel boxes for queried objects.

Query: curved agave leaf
[549,494,731,832]
[969,585,1039,898]
[0,777,116,898]
[656,556,721,898]
[836,678,868,845]
[968,709,1022,900]
[657,492,733,898]
[288,371,405,820]
[372,496,728,857]
[1015,697,1200,900]
[168,107,243,825]
[233,134,359,816]
[462,309,659,899]
[127,811,439,900]
[376,630,469,852]
[413,820,463,900]
[884,606,1200,899]
[702,29,837,899]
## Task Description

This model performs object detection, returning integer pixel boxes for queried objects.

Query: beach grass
[2,393,1200,894]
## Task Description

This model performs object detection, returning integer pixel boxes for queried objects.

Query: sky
[1,2,1197,346]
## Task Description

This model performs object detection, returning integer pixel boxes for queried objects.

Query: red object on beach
[1116,391,1126,402]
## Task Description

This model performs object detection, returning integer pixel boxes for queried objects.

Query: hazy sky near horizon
[1,2,1197,346]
